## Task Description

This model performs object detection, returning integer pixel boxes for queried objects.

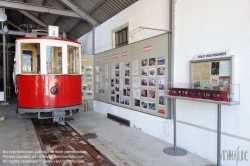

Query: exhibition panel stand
[163,92,240,166]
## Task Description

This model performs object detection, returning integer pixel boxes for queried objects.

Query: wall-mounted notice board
[81,54,94,100]
[94,52,110,103]
[190,56,233,91]
[94,33,169,118]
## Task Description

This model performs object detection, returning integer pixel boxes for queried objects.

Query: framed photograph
[86,66,92,71]
[124,98,130,105]
[111,79,114,87]
[141,59,148,67]
[211,62,220,75]
[123,88,127,96]
[115,78,120,84]
[141,78,148,86]
[115,86,119,92]
[111,89,115,94]
[148,102,156,111]
[86,71,92,77]
[159,93,165,105]
[120,98,124,104]
[86,78,92,82]
[149,68,156,76]
[157,67,165,76]
[149,58,156,66]
[86,91,92,96]
[125,70,130,76]
[157,56,165,65]
[141,68,148,76]
[125,78,130,85]
[115,63,119,69]
[141,89,148,97]
[148,90,155,98]
[148,78,156,86]
[87,84,92,90]
[116,94,119,103]
[159,78,165,90]
[115,70,119,77]
[127,87,130,96]
[135,99,140,107]
[141,101,148,109]
[111,96,115,102]
[125,62,130,68]
[219,76,230,87]
[82,84,87,90]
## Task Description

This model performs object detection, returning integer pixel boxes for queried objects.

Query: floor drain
[83,133,98,139]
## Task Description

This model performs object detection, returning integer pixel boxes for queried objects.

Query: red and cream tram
[14,26,82,125]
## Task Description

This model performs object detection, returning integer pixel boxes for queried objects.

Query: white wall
[174,0,250,165]
[78,31,93,54]
[78,0,250,165]
[78,0,169,54]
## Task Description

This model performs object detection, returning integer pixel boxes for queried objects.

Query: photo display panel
[131,34,168,118]
[94,33,169,118]
[190,57,232,91]
[94,52,110,103]
[81,54,94,100]
[110,45,132,107]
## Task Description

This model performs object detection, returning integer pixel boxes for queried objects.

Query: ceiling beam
[38,0,47,20]
[0,30,46,36]
[7,21,26,32]
[0,1,81,18]
[59,0,99,27]
[18,10,47,27]
[88,0,106,15]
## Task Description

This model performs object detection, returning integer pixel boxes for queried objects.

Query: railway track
[32,119,114,166]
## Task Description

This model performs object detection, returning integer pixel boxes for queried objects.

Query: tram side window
[21,43,40,74]
[67,46,80,74]
[46,46,62,74]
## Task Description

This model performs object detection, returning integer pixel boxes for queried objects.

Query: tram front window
[67,46,80,74]
[21,43,40,74]
[46,46,62,74]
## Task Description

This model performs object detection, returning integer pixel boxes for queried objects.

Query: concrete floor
[0,97,214,166]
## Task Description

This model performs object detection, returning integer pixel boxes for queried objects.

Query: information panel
[81,54,94,100]
[94,33,169,118]
[190,57,233,91]
[94,52,110,103]
[130,34,168,117]
[109,45,132,107]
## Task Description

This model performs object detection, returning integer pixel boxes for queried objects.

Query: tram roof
[16,37,81,45]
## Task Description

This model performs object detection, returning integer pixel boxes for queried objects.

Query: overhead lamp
[0,8,7,22]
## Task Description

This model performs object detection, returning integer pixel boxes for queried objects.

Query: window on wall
[115,27,128,48]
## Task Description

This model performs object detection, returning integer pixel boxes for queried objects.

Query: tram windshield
[46,46,62,74]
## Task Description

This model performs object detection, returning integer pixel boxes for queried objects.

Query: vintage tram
[14,26,82,125]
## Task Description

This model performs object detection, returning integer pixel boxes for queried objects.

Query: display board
[190,56,233,91]
[94,52,110,103]
[109,45,132,107]
[94,33,169,118]
[81,54,94,100]
[130,34,168,117]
